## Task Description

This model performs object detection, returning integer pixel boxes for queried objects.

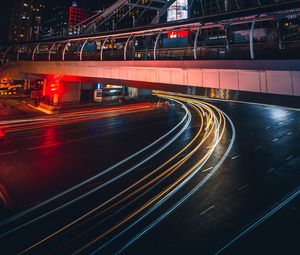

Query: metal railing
[1,7,300,63]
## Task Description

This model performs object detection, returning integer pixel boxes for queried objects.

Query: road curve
[0,95,234,255]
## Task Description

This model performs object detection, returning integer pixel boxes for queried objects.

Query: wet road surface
[0,94,299,255]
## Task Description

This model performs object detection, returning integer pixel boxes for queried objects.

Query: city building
[9,0,44,42]
[41,0,93,39]
[191,0,286,17]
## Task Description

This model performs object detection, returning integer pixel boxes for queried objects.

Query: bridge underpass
[0,1,299,107]
[1,59,300,107]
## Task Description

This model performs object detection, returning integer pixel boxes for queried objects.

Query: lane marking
[265,127,271,130]
[26,143,62,151]
[202,167,213,173]
[215,187,300,255]
[272,138,278,142]
[286,155,293,161]
[0,150,19,157]
[200,205,216,216]
[231,155,240,160]
[238,184,249,192]
[287,132,292,136]
[279,121,284,125]
[254,145,262,151]
[67,135,98,143]
[267,168,275,174]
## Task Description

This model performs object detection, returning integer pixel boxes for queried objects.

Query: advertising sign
[167,0,188,22]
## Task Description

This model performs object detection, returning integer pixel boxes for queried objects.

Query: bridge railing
[1,8,300,62]
[2,39,300,62]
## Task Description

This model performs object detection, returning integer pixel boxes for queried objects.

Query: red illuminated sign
[1,77,13,84]
[167,30,189,39]
[47,78,60,95]
[68,6,91,27]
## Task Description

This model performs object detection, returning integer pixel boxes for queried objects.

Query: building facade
[191,0,285,17]
[41,0,93,39]
[9,0,44,42]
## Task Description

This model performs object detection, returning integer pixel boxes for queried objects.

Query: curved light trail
[14,94,234,255]
[0,99,191,237]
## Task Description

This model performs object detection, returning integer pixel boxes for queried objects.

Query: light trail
[4,94,233,255]
[113,102,236,255]
[0,98,191,238]
[18,103,206,254]
[2,103,159,133]
[86,96,230,255]
[17,94,232,255]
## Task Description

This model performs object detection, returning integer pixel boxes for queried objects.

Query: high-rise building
[79,0,160,32]
[41,0,93,39]
[191,0,285,17]
[9,0,44,42]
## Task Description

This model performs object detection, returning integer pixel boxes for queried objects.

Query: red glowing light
[49,80,60,93]
[167,30,189,39]
[0,129,5,138]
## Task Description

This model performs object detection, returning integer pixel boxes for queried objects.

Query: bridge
[0,0,300,105]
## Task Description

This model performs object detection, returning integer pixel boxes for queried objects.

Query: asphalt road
[127,95,300,255]
[0,94,299,255]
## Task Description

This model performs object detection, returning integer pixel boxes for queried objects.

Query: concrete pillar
[42,80,81,105]
[58,81,81,103]
[138,89,152,97]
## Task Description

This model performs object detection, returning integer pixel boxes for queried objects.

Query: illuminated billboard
[167,0,188,22]
[167,30,189,39]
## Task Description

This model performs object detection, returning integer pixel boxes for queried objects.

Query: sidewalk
[0,97,44,120]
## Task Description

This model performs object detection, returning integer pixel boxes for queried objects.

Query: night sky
[0,0,103,42]
[0,1,13,41]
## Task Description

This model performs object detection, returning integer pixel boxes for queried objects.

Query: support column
[225,24,230,52]
[154,32,162,60]
[2,47,11,63]
[17,46,21,61]
[101,37,109,61]
[42,79,81,105]
[124,35,132,61]
[80,39,89,61]
[32,44,39,61]
[48,43,56,61]
[276,18,283,50]
[194,27,200,60]
[62,41,70,61]
[250,16,256,60]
